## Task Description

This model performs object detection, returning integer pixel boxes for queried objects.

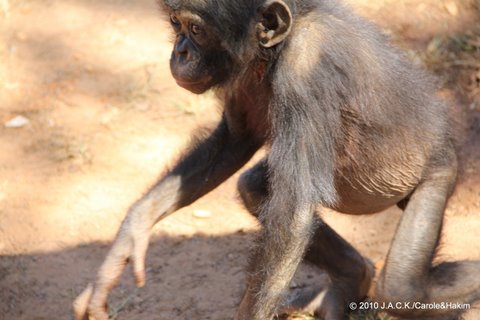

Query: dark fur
[73,1,480,320]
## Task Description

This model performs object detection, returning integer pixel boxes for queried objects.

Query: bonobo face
[168,11,231,94]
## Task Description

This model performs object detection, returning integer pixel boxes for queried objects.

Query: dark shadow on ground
[0,232,253,320]
[0,230,333,320]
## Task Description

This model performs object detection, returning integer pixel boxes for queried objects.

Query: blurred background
[0,0,479,319]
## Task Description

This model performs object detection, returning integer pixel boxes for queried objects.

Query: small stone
[193,210,212,219]
[5,115,30,128]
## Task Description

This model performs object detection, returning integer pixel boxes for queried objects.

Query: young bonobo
[74,0,480,319]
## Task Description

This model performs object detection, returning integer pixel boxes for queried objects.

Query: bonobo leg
[237,160,374,320]
[376,155,480,319]
[296,224,374,319]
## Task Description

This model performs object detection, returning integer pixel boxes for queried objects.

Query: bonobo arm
[74,114,260,320]
[235,89,339,318]
[235,199,316,320]
[236,136,322,319]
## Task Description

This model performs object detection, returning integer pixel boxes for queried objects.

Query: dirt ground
[0,0,479,319]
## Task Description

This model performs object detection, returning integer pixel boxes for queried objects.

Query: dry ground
[0,0,479,319]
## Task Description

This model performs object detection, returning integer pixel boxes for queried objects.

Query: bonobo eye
[170,14,180,26]
[191,24,202,36]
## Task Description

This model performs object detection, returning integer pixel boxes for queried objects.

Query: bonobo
[74,0,480,319]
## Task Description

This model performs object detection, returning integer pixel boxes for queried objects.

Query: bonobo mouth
[174,78,212,94]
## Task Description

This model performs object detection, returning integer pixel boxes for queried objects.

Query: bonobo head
[159,0,293,94]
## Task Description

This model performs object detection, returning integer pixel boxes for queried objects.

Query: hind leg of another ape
[238,160,374,320]
[293,223,375,319]
[376,157,480,319]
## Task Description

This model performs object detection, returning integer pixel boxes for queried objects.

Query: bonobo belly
[330,170,419,215]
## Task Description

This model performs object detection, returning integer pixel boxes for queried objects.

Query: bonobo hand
[234,290,255,320]
[73,208,151,320]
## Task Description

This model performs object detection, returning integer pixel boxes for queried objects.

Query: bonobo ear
[256,0,292,48]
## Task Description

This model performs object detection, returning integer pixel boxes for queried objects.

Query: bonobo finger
[133,259,146,287]
[82,249,129,319]
[73,283,93,320]
[132,235,149,287]
[235,291,254,320]
[88,287,111,320]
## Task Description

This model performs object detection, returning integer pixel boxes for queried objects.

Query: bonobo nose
[174,51,193,64]
[175,35,192,60]
[175,43,188,55]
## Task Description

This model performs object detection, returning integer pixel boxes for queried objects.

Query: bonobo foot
[279,259,375,320]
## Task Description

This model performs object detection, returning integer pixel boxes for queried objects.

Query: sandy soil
[0,0,479,319]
